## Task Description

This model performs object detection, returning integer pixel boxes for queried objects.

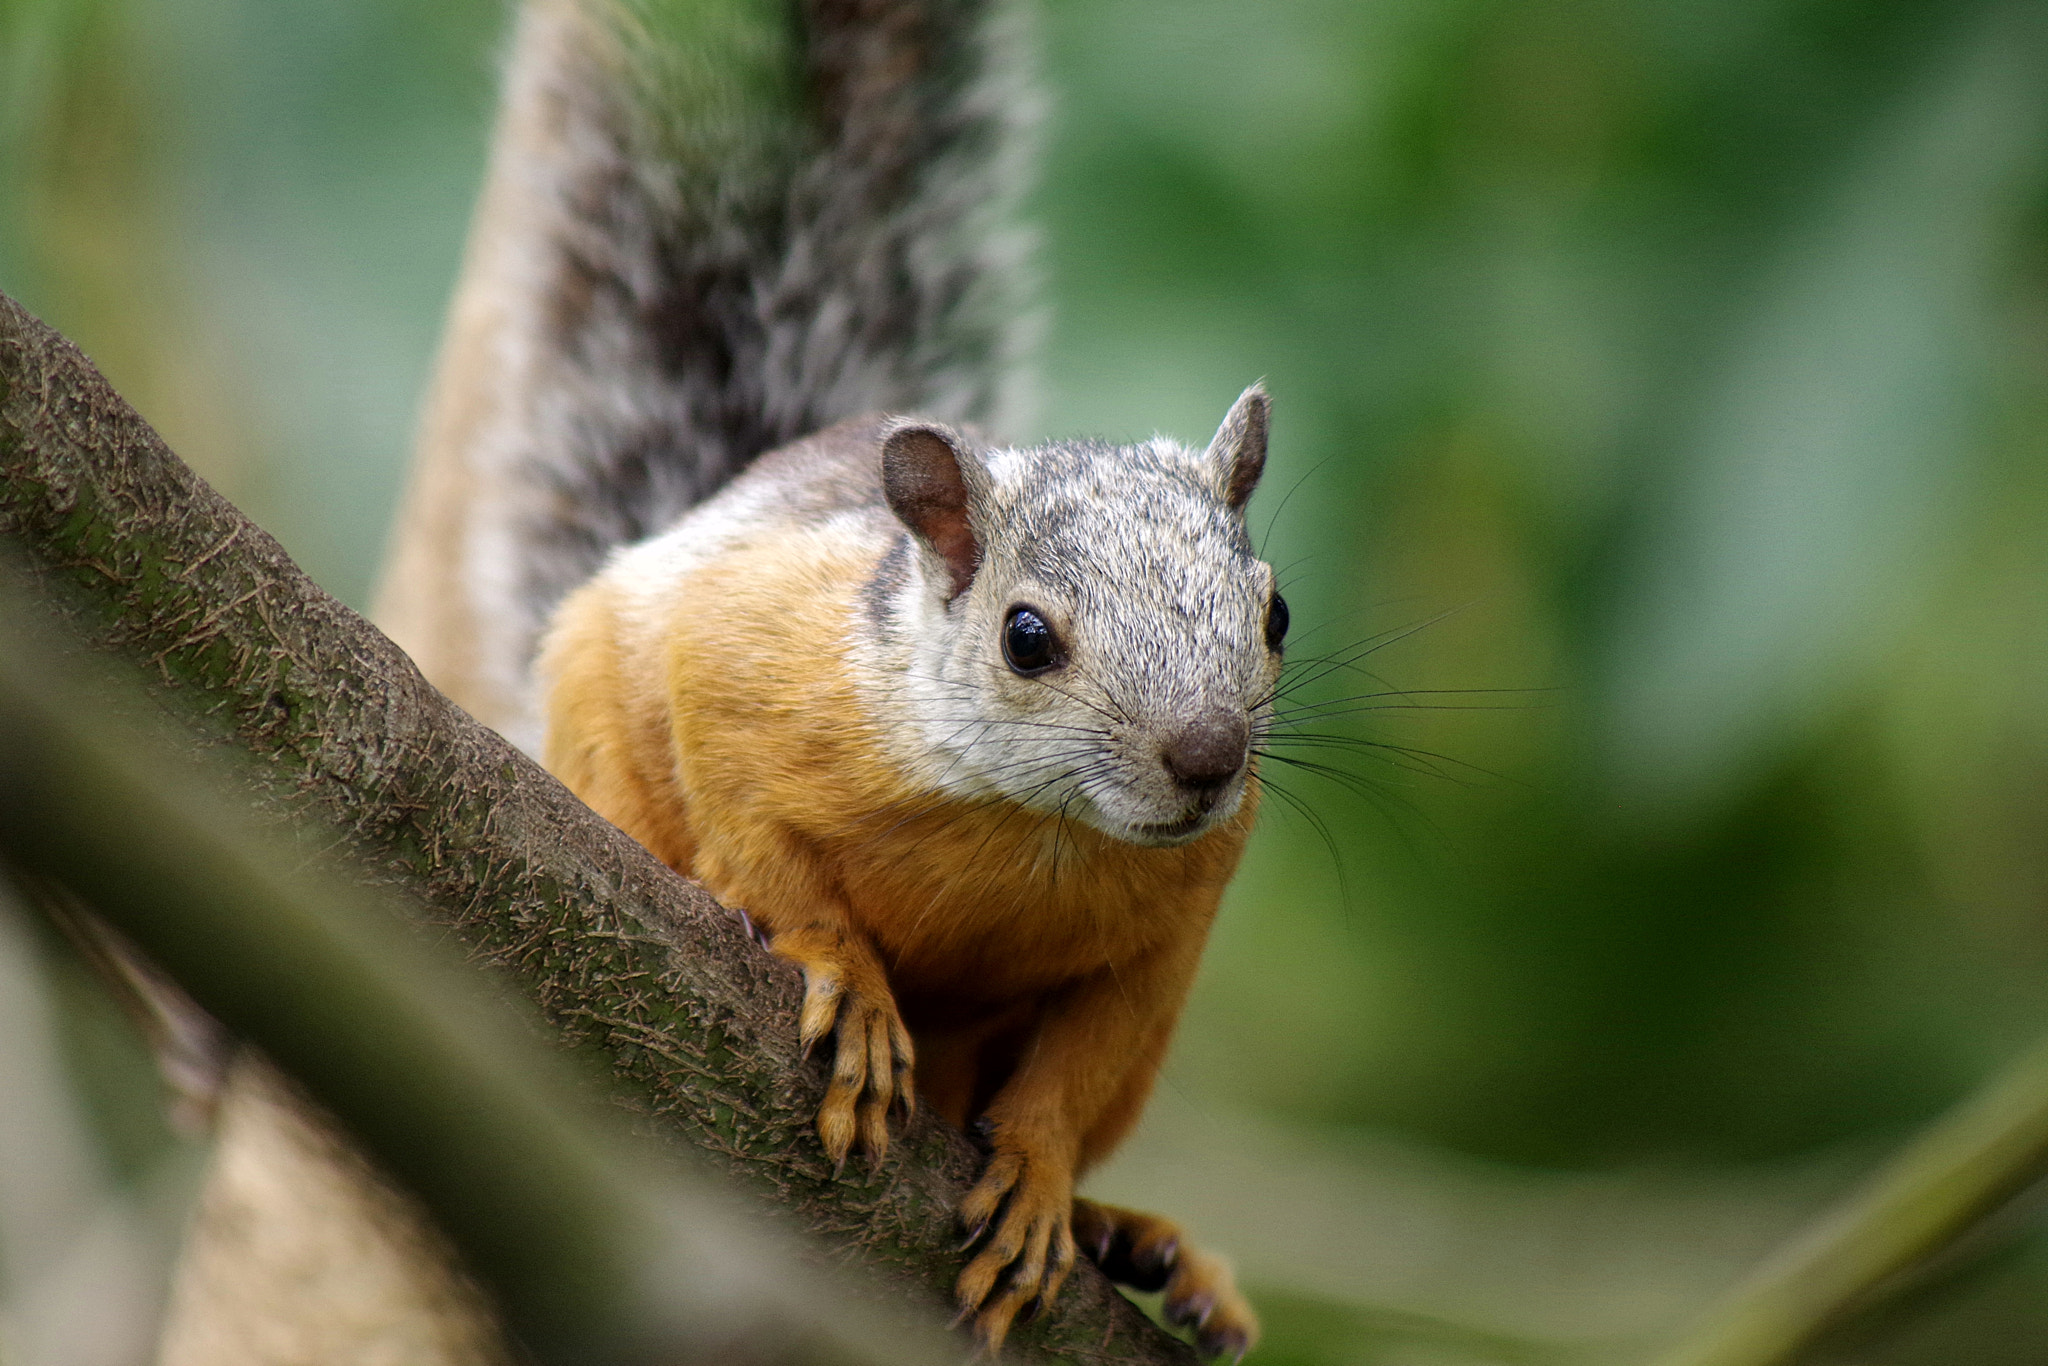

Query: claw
[1166,1289,1215,1330]
[797,965,843,1057]
[859,1014,895,1159]
[818,1108,855,1171]
[1042,1228,1077,1305]
[892,1035,918,1121]
[732,906,772,949]
[1197,1322,1252,1363]
[955,1252,1005,1315]
[973,1281,1038,1357]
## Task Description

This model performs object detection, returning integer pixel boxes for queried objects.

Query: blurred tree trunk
[157,1058,516,1366]
[0,291,1190,1364]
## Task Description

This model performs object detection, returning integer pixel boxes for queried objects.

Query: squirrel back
[375,0,1036,750]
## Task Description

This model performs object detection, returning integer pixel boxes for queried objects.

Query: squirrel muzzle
[1161,708,1251,793]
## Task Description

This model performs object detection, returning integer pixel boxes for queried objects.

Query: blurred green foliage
[5,0,2048,1360]
[1038,0,2048,1166]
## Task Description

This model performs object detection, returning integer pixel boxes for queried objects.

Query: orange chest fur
[544,526,1252,1006]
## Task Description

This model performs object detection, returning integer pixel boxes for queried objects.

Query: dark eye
[1003,606,1061,674]
[1265,591,1289,652]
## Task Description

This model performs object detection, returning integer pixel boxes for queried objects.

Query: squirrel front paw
[955,1135,1079,1354]
[1071,1198,1259,1361]
[768,925,915,1167]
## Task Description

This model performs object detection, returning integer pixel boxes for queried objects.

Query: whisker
[1254,773,1354,915]
[1036,669,1131,728]
[1261,749,1433,797]
[1254,452,1339,561]
[1262,740,1473,788]
[846,744,1108,841]
[1261,753,1441,854]
[887,759,1122,943]
[1254,633,1423,710]
[1271,684,1551,708]
[1257,728,1516,788]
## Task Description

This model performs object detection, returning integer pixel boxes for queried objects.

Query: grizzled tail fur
[375,0,1038,752]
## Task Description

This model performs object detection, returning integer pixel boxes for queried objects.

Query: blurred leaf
[1600,2,2048,816]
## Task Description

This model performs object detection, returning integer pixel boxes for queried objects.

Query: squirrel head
[878,385,1284,848]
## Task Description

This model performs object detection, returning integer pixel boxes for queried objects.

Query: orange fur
[542,521,1258,1353]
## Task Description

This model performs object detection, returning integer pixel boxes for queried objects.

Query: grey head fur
[871,385,1283,846]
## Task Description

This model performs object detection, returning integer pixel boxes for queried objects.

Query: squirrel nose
[1161,710,1250,790]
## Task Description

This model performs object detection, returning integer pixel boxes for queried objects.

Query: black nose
[1161,710,1250,790]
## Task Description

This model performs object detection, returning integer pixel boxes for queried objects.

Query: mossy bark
[0,291,1192,1364]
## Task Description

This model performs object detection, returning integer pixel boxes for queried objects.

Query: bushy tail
[375,0,1037,750]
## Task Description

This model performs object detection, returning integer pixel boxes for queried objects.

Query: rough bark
[0,292,1191,1362]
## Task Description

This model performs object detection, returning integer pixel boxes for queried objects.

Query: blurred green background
[4,0,2048,1362]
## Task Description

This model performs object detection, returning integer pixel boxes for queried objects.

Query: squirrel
[377,0,1277,1357]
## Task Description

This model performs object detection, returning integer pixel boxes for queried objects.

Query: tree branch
[0,291,1192,1364]
[0,604,945,1366]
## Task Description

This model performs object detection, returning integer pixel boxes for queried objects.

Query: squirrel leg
[1070,1199,1259,1362]
[686,820,916,1168]
[955,936,1204,1353]
[767,921,915,1167]
[953,1111,1078,1354]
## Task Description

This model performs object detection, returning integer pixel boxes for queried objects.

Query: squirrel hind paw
[1071,1199,1259,1361]
[1164,1250,1258,1362]
[1070,1197,1177,1290]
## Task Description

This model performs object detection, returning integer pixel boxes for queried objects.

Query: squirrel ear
[1205,383,1270,511]
[882,420,983,600]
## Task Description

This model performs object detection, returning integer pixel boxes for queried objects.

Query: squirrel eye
[1002,606,1060,675]
[1265,591,1289,652]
